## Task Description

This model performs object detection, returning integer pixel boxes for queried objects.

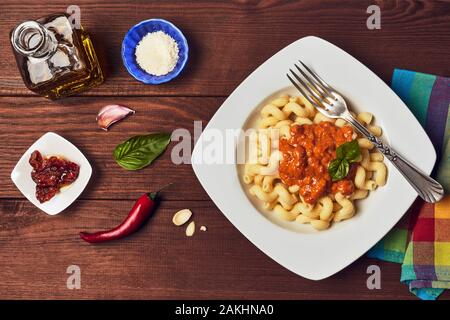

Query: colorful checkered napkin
[367,69,450,300]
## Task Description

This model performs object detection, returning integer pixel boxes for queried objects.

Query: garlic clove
[172,209,192,226]
[96,104,135,131]
[200,225,207,232]
[186,221,195,237]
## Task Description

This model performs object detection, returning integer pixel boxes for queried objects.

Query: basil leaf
[329,140,360,181]
[336,139,360,163]
[336,144,345,159]
[328,158,350,181]
[114,133,171,170]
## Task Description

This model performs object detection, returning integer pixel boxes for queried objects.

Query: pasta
[333,192,355,222]
[243,94,388,231]
[354,165,377,191]
[259,116,278,129]
[357,138,374,150]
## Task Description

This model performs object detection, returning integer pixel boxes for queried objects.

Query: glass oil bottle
[10,13,104,100]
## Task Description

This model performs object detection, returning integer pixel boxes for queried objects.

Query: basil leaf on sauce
[328,140,360,181]
[336,139,360,163]
[328,158,350,182]
[113,133,171,170]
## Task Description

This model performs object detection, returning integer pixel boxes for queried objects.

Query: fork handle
[343,113,444,203]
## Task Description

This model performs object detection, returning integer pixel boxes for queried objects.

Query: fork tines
[287,60,333,110]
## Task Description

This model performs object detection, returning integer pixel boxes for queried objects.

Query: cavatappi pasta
[242,94,388,231]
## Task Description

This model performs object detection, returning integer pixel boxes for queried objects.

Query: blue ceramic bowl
[122,19,189,84]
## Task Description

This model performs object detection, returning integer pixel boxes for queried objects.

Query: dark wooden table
[0,0,449,300]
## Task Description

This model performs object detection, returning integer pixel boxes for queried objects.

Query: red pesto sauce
[29,150,80,203]
[279,122,356,204]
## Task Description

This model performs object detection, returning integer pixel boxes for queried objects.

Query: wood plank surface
[0,0,449,300]
[0,0,449,96]
[0,199,433,299]
[0,96,219,200]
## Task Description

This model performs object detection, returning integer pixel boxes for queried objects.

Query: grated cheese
[135,31,179,76]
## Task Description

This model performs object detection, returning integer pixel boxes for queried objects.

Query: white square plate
[191,36,436,280]
[11,132,92,215]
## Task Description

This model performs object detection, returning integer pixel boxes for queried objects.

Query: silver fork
[287,61,444,203]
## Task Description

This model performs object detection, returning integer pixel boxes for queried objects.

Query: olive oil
[10,13,104,99]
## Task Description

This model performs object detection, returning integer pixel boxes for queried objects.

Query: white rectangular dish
[191,36,436,280]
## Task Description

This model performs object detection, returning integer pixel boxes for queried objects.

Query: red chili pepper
[79,186,169,243]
